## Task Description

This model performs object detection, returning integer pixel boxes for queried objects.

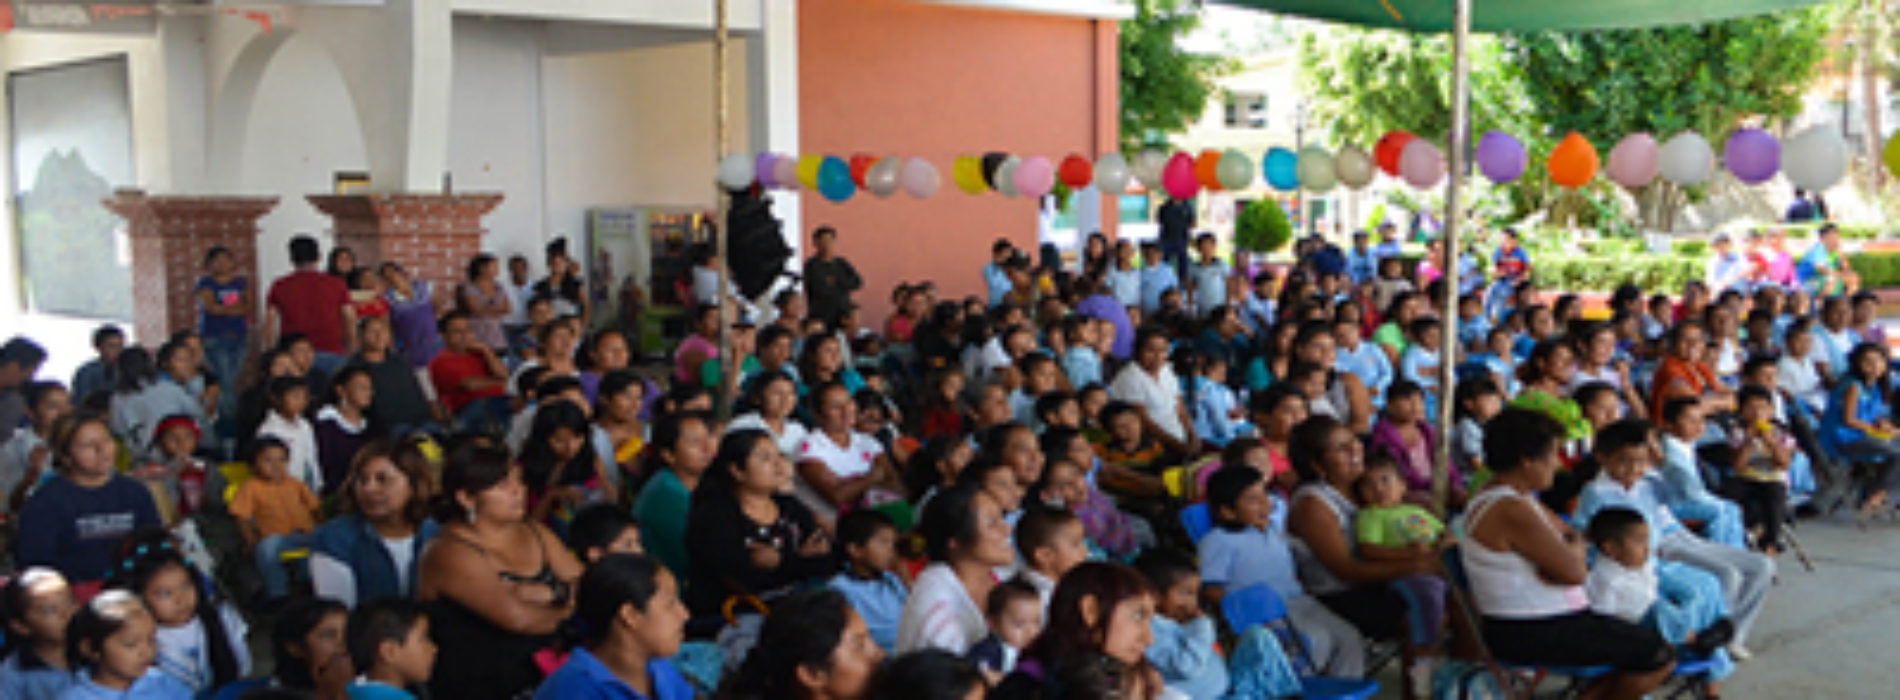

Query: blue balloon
[818,156,856,203]
[1264,147,1300,191]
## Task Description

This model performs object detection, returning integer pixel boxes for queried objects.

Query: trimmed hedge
[1531,255,1702,293]
[1848,251,1900,289]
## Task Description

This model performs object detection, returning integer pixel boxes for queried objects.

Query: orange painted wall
[799,0,1119,324]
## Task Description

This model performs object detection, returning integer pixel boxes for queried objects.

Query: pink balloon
[755,153,780,188]
[1162,152,1200,200]
[771,157,799,190]
[1607,133,1661,188]
[1399,139,1445,189]
[900,157,940,199]
[1014,156,1056,199]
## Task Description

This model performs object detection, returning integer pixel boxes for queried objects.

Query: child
[1368,382,1460,507]
[919,370,969,439]
[1094,402,1171,496]
[1350,459,1451,659]
[1188,233,1231,319]
[1036,434,1144,559]
[1777,318,1827,415]
[255,375,324,493]
[827,509,909,653]
[345,599,437,699]
[0,568,77,699]
[1059,318,1102,389]
[1134,550,1229,700]
[1,381,69,514]
[1015,502,1091,598]
[1456,293,1490,352]
[1657,398,1748,548]
[136,416,208,526]
[1139,242,1179,315]
[16,413,161,590]
[565,503,643,563]
[1585,507,1734,660]
[63,590,193,697]
[1728,386,1794,555]
[1399,317,1444,419]
[315,366,374,499]
[1188,355,1249,448]
[965,579,1042,677]
[1371,256,1414,316]
[230,436,322,601]
[1453,377,1501,480]
[1198,465,1364,677]
[109,530,249,693]
[1077,385,1110,443]
[1011,354,1060,429]
[1033,392,1081,434]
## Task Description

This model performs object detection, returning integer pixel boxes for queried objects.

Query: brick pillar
[101,194,280,344]
[305,193,505,290]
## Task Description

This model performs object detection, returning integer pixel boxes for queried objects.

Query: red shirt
[267,270,351,353]
[430,349,505,413]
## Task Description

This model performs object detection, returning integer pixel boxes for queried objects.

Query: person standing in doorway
[805,226,864,327]
[1158,197,1196,280]
[266,235,355,375]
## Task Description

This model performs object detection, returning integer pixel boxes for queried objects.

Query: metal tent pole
[1434,0,1472,514]
[714,0,735,422]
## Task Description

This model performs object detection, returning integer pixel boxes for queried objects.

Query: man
[1785,187,1820,223]
[428,312,509,432]
[983,238,1016,307]
[1706,232,1751,295]
[1485,228,1530,321]
[70,324,124,404]
[265,235,355,374]
[1157,197,1196,278]
[804,226,863,326]
[1798,223,1860,297]
[1345,230,1376,285]
[0,337,47,445]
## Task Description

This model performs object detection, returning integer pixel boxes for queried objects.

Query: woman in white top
[896,483,1014,654]
[727,370,809,458]
[1462,408,1673,698]
[795,382,904,521]
[1108,327,1199,453]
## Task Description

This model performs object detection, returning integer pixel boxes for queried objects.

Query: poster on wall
[10,54,134,320]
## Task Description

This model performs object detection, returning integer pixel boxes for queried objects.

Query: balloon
[1295,146,1336,191]
[848,153,877,187]
[1191,150,1222,191]
[717,153,755,191]
[1605,133,1661,188]
[1783,126,1847,192]
[1162,152,1200,200]
[994,156,1023,197]
[754,152,780,188]
[1095,153,1131,193]
[1659,132,1716,186]
[1476,131,1527,184]
[1058,154,1094,188]
[1216,149,1254,190]
[1724,128,1781,185]
[1399,139,1445,189]
[1264,147,1300,191]
[1546,132,1600,188]
[797,155,824,189]
[952,156,988,195]
[1375,131,1416,176]
[773,157,800,190]
[865,157,902,198]
[1015,156,1056,199]
[981,152,1009,190]
[900,157,941,199]
[1133,149,1170,189]
[817,156,855,203]
[1334,145,1375,189]
[1885,132,1900,178]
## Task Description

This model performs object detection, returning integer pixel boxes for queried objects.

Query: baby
[966,579,1043,679]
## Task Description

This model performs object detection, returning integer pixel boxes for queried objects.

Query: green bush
[1849,251,1900,288]
[1531,255,1703,293]
[1235,199,1292,254]
[1672,240,1709,257]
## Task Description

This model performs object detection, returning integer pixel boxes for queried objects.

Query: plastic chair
[1438,547,1612,697]
[1219,585,1380,700]
[1180,502,1213,545]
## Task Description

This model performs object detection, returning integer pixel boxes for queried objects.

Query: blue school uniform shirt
[1335,341,1393,408]
[983,263,1013,307]
[533,647,694,700]
[1,649,74,700]
[1062,346,1102,389]
[1198,523,1304,602]
[1240,293,1276,337]
[1190,377,1246,448]
[58,668,190,700]
[1140,265,1179,314]
[1458,315,1491,350]
[17,474,160,584]
[1346,248,1377,285]
[1400,346,1443,415]
[1106,267,1142,309]
[828,571,910,652]
[1148,615,1230,700]
[1188,260,1231,319]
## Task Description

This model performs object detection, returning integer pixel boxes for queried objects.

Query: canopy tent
[1212,0,1831,510]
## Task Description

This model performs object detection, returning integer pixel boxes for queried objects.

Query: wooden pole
[1434,0,1471,514]
[714,0,735,421]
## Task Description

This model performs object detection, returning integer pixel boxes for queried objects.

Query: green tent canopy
[1216,0,1827,32]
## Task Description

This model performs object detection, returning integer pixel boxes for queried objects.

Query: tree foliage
[1234,198,1293,253]
[1120,0,1231,152]
[1298,31,1533,148]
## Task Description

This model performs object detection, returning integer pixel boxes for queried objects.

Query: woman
[1285,416,1442,666]
[520,401,615,524]
[1821,342,1900,514]
[535,553,695,699]
[1291,322,1373,436]
[593,370,649,477]
[1568,323,1645,421]
[1704,304,1745,381]
[728,370,809,459]
[1109,328,1199,454]
[1244,321,1300,392]
[108,347,201,460]
[1649,321,1734,419]
[1462,409,1674,699]
[884,286,926,345]
[309,438,438,607]
[271,597,353,700]
[718,589,885,700]
[327,246,357,279]
[419,441,584,700]
[677,305,722,387]
[795,382,904,522]
[797,334,867,398]
[994,562,1163,700]
[459,254,514,353]
[1512,340,1593,443]
[896,483,1015,654]
[686,429,835,617]
[632,412,718,579]
[1253,384,1309,492]
[380,263,445,370]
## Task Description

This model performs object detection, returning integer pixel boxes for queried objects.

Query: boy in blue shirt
[825,510,908,652]
[1187,234,1231,320]
[1139,243,1179,315]
[346,599,437,699]
[1136,550,1231,700]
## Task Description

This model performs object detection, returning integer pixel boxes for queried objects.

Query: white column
[747,0,801,268]
[157,15,208,193]
[400,0,455,192]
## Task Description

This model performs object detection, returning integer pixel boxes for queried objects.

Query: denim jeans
[255,531,313,599]
[455,395,514,436]
[313,352,348,377]
[203,332,247,423]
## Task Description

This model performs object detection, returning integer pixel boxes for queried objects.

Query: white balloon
[1095,153,1132,193]
[865,157,902,197]
[1335,145,1375,189]
[1399,139,1446,189]
[1782,126,1848,192]
[994,156,1022,197]
[1133,149,1170,189]
[1217,149,1255,190]
[717,153,755,190]
[1658,132,1715,186]
[1296,146,1337,191]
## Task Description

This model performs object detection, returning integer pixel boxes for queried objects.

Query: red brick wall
[102,195,280,344]
[306,194,505,290]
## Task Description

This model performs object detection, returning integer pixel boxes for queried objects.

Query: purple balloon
[755,153,780,188]
[1724,128,1781,185]
[1476,131,1527,183]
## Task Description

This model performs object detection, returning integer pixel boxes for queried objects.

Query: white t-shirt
[257,412,322,493]
[729,412,811,459]
[896,562,987,655]
[1778,353,1826,414]
[1110,363,1187,442]
[794,429,884,519]
[154,604,252,692]
[1585,557,1658,624]
[501,279,532,326]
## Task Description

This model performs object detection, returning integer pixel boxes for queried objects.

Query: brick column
[101,194,280,344]
[305,193,505,289]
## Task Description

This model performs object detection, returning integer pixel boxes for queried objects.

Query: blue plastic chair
[1220,585,1380,700]
[1180,502,1213,545]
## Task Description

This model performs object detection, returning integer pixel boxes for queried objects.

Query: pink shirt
[675,334,718,384]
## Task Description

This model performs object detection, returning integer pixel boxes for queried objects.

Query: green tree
[1120,0,1230,151]
[1234,198,1293,254]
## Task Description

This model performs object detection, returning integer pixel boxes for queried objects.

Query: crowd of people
[0,211,1879,700]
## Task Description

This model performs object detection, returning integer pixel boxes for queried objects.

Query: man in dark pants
[1157,197,1195,280]
[804,225,863,326]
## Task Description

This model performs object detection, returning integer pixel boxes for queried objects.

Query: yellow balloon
[797,155,824,190]
[1884,133,1900,178]
[953,156,988,195]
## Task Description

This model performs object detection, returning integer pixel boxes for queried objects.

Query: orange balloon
[1547,132,1601,188]
[1195,149,1225,191]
